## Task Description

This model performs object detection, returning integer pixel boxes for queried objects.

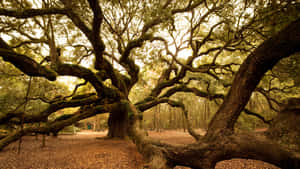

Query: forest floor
[0,130,280,169]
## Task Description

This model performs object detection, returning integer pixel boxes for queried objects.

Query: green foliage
[0,58,69,118]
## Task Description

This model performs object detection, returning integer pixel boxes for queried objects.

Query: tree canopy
[0,0,300,168]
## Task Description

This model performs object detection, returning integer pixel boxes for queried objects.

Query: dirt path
[0,130,280,169]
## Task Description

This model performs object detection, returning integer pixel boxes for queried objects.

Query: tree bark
[160,133,300,169]
[107,108,129,139]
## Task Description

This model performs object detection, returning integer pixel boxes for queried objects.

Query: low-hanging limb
[160,132,300,169]
[0,93,99,125]
[129,96,300,169]
[128,18,300,169]
[0,2,120,96]
[0,37,120,100]
[0,102,119,151]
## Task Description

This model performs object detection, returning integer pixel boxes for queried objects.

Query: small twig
[63,81,88,99]
[244,108,272,125]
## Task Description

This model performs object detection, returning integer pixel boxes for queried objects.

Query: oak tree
[0,0,299,168]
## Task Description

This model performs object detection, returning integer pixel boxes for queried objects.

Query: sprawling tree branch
[161,85,224,100]
[128,18,300,169]
[0,93,99,125]
[0,102,119,150]
[207,18,300,137]
[0,38,57,81]
[161,133,299,169]
[0,1,299,169]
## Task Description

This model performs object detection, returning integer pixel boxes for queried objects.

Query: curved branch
[207,18,300,136]
[166,100,202,141]
[63,81,88,99]
[160,85,224,100]
[119,34,155,85]
[0,94,99,125]
[244,108,272,125]
[255,88,281,112]
[56,64,105,96]
[116,1,207,87]
[86,0,116,86]
[0,43,57,81]
[136,97,202,141]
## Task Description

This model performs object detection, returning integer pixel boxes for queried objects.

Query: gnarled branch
[0,8,69,18]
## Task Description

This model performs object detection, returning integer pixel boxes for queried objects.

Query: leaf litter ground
[0,130,280,169]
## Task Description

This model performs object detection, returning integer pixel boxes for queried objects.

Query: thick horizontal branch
[160,85,224,100]
[0,8,69,18]
[136,97,170,112]
[0,94,99,125]
[0,45,57,81]
[56,64,121,99]
[162,133,300,169]
[0,102,119,150]
[136,83,224,113]
[0,36,119,100]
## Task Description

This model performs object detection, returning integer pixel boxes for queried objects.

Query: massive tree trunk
[107,108,129,139]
